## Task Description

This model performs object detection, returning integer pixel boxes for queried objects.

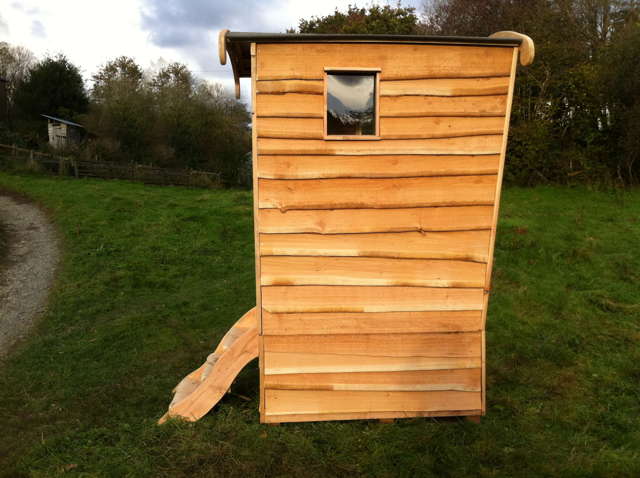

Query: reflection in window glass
[327,72,376,136]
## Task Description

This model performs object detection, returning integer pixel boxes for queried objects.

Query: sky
[0,0,423,100]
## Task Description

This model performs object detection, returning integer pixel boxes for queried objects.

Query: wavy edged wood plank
[256,43,514,80]
[257,155,500,179]
[258,206,494,234]
[256,117,504,140]
[256,80,324,94]
[263,409,481,423]
[380,116,504,139]
[260,230,491,262]
[262,310,483,335]
[380,77,510,96]
[261,285,484,313]
[265,351,481,375]
[256,93,323,118]
[260,256,486,287]
[159,308,258,423]
[380,95,507,117]
[264,389,482,415]
[264,368,482,392]
[264,332,481,357]
[259,176,497,210]
[257,118,324,139]
[257,136,502,155]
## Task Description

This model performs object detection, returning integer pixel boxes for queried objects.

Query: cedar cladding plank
[261,310,484,335]
[256,43,514,80]
[257,155,501,179]
[261,286,485,313]
[258,176,497,210]
[258,206,494,234]
[260,256,486,287]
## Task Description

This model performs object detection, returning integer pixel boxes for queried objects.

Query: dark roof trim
[41,114,84,128]
[226,31,522,46]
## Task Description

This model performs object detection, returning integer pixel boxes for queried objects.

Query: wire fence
[0,143,222,189]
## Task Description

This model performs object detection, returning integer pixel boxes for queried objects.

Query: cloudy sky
[1,0,423,99]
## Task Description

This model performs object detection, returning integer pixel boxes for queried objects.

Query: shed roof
[41,114,84,128]
[219,30,531,98]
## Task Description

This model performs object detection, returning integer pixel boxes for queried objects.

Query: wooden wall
[252,42,519,423]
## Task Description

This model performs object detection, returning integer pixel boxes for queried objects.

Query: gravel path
[0,195,59,359]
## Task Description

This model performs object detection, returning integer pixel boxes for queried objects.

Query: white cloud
[0,0,423,100]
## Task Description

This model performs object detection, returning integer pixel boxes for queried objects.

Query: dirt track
[0,194,59,359]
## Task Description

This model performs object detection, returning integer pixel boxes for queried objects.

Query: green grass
[0,172,638,477]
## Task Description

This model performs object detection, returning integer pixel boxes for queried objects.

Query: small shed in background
[41,114,85,149]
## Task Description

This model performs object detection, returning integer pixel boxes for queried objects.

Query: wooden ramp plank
[260,230,492,262]
[159,308,258,423]
[261,285,485,313]
[258,206,494,234]
[260,256,486,287]
[259,176,497,210]
[261,310,483,335]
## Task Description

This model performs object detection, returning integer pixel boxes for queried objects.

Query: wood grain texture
[263,409,481,423]
[256,93,323,117]
[256,80,324,94]
[261,285,484,313]
[256,43,514,80]
[380,95,507,117]
[257,117,504,140]
[258,206,494,234]
[260,256,486,287]
[257,136,503,155]
[258,118,324,139]
[257,155,500,179]
[262,310,483,335]
[380,77,510,96]
[265,351,481,375]
[380,116,504,139]
[265,368,481,392]
[264,332,481,357]
[265,389,481,415]
[260,230,491,262]
[259,176,497,210]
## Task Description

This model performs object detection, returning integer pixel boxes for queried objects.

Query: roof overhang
[218,30,533,98]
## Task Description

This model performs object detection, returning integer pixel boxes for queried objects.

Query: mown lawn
[0,172,638,477]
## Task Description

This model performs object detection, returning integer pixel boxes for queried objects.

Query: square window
[326,71,377,137]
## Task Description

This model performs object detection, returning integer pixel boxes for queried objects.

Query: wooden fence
[0,143,222,188]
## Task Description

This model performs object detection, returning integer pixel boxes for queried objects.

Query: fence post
[73,159,79,178]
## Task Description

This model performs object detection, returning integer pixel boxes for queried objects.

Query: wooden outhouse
[161,30,534,424]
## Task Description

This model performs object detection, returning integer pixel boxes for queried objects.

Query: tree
[0,42,36,121]
[14,54,87,127]
[293,4,423,34]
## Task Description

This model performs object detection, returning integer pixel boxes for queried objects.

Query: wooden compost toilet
[160,30,534,424]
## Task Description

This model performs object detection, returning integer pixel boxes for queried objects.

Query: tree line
[0,46,250,185]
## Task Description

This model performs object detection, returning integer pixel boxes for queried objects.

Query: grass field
[0,172,638,477]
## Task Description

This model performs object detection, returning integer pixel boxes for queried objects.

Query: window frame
[323,67,381,140]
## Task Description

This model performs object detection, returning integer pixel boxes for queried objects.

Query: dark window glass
[327,72,376,136]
